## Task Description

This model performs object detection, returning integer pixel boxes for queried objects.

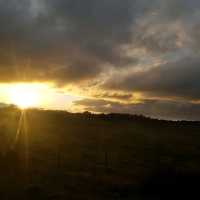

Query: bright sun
[8,84,40,109]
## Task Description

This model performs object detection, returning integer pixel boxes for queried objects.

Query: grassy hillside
[0,106,200,199]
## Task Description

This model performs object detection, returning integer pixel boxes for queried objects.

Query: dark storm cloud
[74,98,200,121]
[0,0,145,83]
[0,0,199,82]
[104,56,200,100]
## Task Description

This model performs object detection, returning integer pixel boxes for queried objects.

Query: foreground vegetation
[0,106,200,199]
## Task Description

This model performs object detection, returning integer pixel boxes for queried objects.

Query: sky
[0,0,200,120]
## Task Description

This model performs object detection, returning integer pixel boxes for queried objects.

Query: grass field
[0,106,200,199]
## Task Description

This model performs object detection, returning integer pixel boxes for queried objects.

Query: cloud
[93,92,133,101]
[1,0,200,119]
[0,0,199,83]
[0,0,142,83]
[104,56,200,100]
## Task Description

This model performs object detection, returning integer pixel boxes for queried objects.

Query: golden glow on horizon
[0,82,81,110]
[0,82,144,111]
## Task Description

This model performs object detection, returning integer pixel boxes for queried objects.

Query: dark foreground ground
[0,106,200,199]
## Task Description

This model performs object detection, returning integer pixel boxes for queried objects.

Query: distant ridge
[1,105,200,124]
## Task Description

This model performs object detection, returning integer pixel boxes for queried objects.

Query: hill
[0,106,200,199]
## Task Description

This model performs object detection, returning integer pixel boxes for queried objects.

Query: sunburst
[7,83,40,109]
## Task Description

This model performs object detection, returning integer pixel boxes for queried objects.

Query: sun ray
[11,109,30,182]
[14,110,24,146]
